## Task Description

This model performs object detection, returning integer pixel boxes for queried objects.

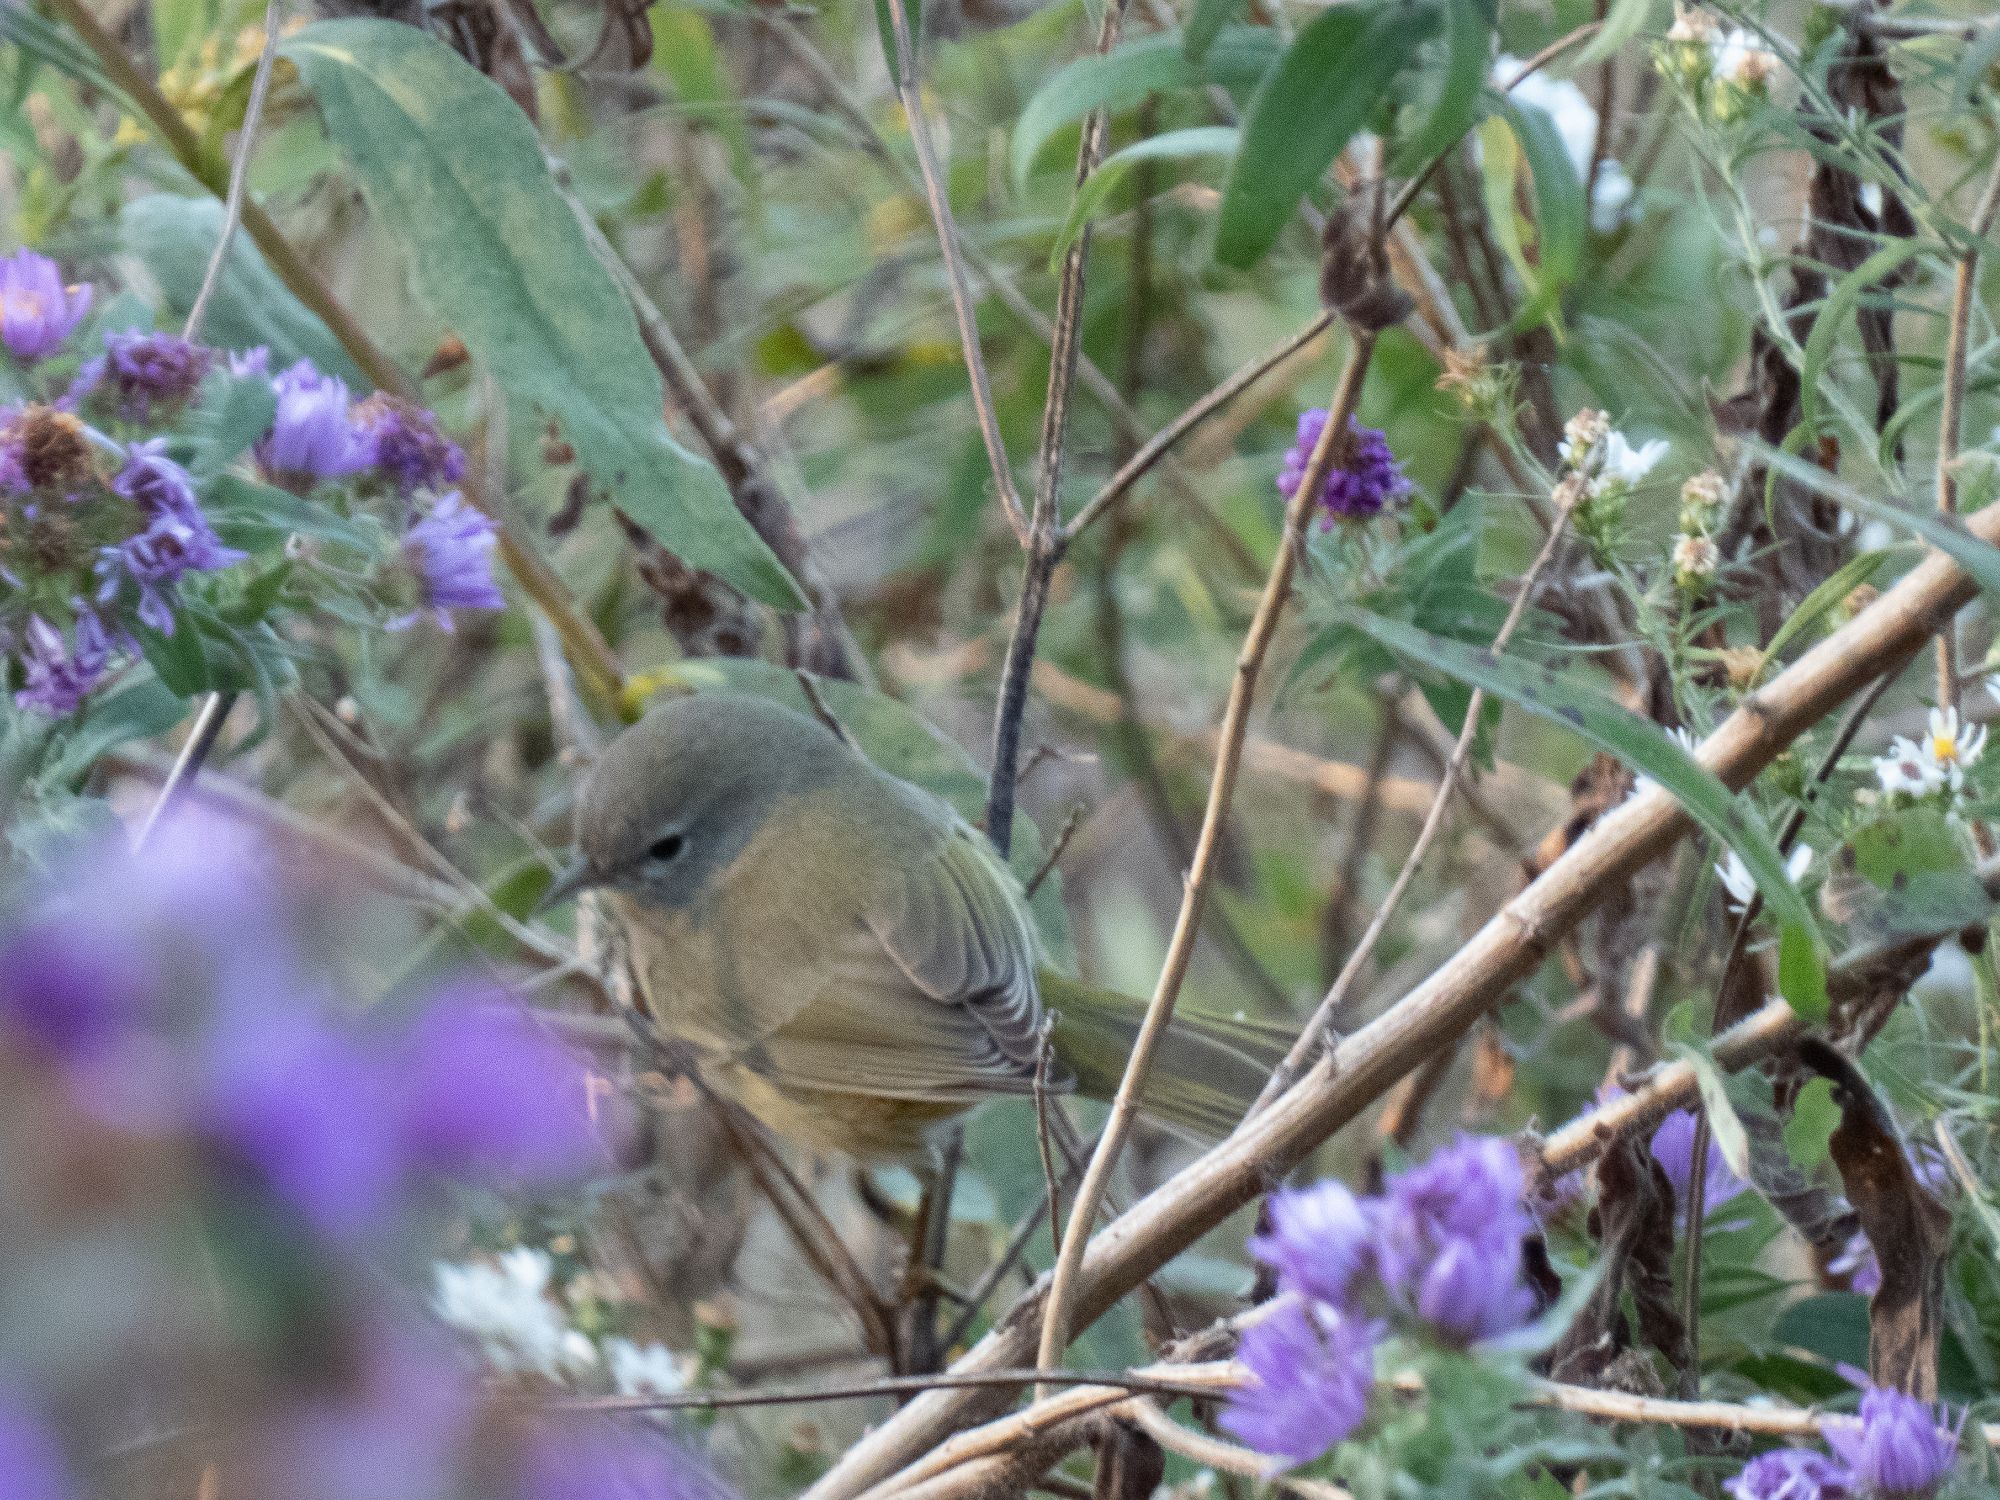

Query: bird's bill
[534,858,595,914]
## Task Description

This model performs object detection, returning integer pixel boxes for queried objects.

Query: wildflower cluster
[1872,696,1991,806]
[0,807,723,1500]
[1496,56,1635,233]
[1223,1135,1540,1468]
[1555,407,1668,553]
[1277,408,1411,524]
[1727,1387,1960,1500]
[0,247,497,718]
[1660,6,1780,124]
[1674,469,1729,590]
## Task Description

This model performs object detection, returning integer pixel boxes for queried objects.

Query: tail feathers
[1039,971,1292,1140]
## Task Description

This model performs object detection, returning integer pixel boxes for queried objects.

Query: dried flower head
[14,406,96,493]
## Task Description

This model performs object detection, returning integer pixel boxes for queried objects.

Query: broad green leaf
[152,0,218,72]
[1675,1044,1752,1186]
[1183,0,1241,63]
[872,0,919,79]
[1389,0,1494,173]
[1012,27,1280,187]
[1783,1076,1838,1170]
[1844,807,1992,939]
[204,472,382,553]
[1754,442,2000,599]
[1341,607,1828,1016]
[1215,2,1436,269]
[1047,127,1237,268]
[284,20,804,610]
[1576,0,1656,66]
[119,195,364,383]
[1486,95,1584,328]
[1798,239,1931,431]
[40,671,187,788]
[1752,544,1900,682]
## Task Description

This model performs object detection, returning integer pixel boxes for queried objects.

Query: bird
[542,690,1288,1164]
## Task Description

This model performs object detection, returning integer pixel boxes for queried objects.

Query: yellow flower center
[1933,733,1959,763]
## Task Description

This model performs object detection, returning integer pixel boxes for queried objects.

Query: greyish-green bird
[543,690,1286,1164]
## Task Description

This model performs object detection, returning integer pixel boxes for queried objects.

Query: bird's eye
[648,832,686,862]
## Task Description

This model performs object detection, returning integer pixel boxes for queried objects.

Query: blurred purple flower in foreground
[1374,1134,1538,1343]
[0,249,92,364]
[397,491,504,629]
[1277,408,1410,523]
[259,359,372,483]
[1725,1448,1852,1500]
[1821,1387,1958,1499]
[0,1387,73,1500]
[1650,1107,1750,1211]
[1220,1299,1378,1470]
[1248,1178,1375,1309]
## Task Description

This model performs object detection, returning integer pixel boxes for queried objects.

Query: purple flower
[1,410,29,494]
[1374,1134,1537,1343]
[112,438,202,522]
[394,986,603,1184]
[396,491,503,629]
[1248,1179,1375,1309]
[1829,1229,1883,1296]
[0,917,152,1060]
[203,997,409,1239]
[258,360,371,483]
[1650,1109,1750,1211]
[0,1387,73,1500]
[0,249,92,363]
[520,1421,735,1500]
[228,346,270,378]
[1220,1298,1376,1469]
[1726,1449,1853,1500]
[14,610,112,716]
[92,331,215,420]
[1277,409,1410,523]
[355,395,465,495]
[1821,1388,1958,1498]
[96,512,247,634]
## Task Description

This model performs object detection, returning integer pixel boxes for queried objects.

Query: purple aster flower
[14,609,112,716]
[1374,1134,1537,1344]
[1821,1388,1958,1499]
[257,360,371,483]
[395,491,503,630]
[1277,408,1410,523]
[520,1420,735,1500]
[228,346,270,378]
[96,511,248,634]
[1220,1298,1377,1469]
[0,915,152,1060]
[0,1387,73,1500]
[355,394,466,495]
[1650,1109,1750,1210]
[0,249,93,364]
[202,997,409,1239]
[94,330,215,420]
[1726,1449,1853,1500]
[1248,1179,1375,1309]
[394,985,603,1184]
[112,438,202,522]
[1829,1228,1883,1296]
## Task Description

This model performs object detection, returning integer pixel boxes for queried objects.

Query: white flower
[1592,159,1635,233]
[1600,431,1669,486]
[1673,532,1720,581]
[1499,59,1600,181]
[1909,942,1978,1009]
[607,1338,688,1400]
[1667,6,1717,43]
[433,1248,581,1378]
[1857,181,1884,219]
[1715,844,1811,912]
[1558,408,1611,469]
[1926,705,1987,787]
[1987,674,2000,710]
[1710,28,1777,91]
[1681,470,1728,523]
[1874,736,1947,799]
[1631,725,1700,801]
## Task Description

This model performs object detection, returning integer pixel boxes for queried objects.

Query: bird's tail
[1040,972,1293,1141]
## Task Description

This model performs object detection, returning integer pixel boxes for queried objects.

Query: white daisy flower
[1926,705,1987,787]
[1600,431,1670,486]
[1710,28,1777,89]
[433,1248,582,1379]
[1874,736,1947,799]
[607,1338,688,1400]
[1715,844,1811,912]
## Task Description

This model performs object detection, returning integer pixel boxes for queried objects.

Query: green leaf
[1012,27,1279,187]
[119,195,364,383]
[1674,1043,1751,1187]
[203,472,381,552]
[152,0,218,72]
[1047,127,1238,269]
[175,368,278,480]
[1783,1076,1838,1170]
[1797,239,1931,432]
[1183,0,1241,63]
[1388,0,1494,174]
[1575,0,1656,66]
[872,0,919,80]
[1843,807,1993,939]
[40,671,188,787]
[1215,2,1436,269]
[1483,95,1584,329]
[1340,607,1828,1016]
[283,20,804,610]
[1753,442,2000,599]
[1752,544,1901,682]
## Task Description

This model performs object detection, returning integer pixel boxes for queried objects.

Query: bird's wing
[745,817,1049,1102]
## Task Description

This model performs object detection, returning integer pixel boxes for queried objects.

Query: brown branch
[804,468,2000,1500]
[1033,331,1380,1383]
